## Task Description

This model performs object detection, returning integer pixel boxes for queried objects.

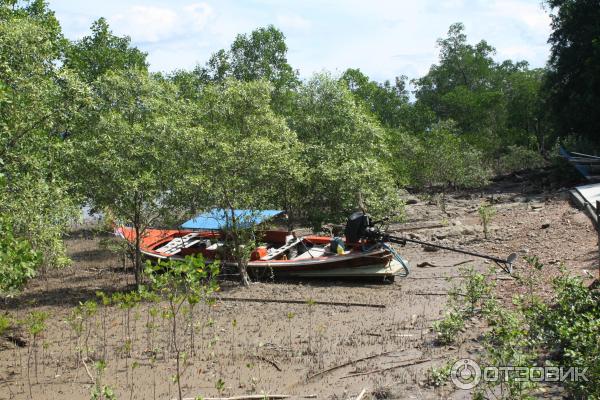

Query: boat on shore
[115,209,409,280]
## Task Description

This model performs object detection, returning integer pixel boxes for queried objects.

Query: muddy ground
[0,171,597,400]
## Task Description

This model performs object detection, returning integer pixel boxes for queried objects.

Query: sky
[47,0,553,82]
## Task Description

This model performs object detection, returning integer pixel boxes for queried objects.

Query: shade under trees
[545,0,600,145]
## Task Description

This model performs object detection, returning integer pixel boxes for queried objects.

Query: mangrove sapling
[69,300,98,366]
[434,192,448,214]
[25,310,48,397]
[306,298,315,354]
[160,307,172,358]
[0,314,16,371]
[146,305,159,355]
[432,309,465,345]
[425,360,454,388]
[205,317,217,360]
[83,300,98,359]
[459,267,494,316]
[41,341,49,378]
[129,360,139,400]
[150,353,157,400]
[215,378,225,397]
[315,324,326,369]
[90,360,116,400]
[112,291,141,357]
[230,318,237,362]
[477,204,496,239]
[517,256,544,305]
[95,291,112,361]
[286,311,295,357]
[183,287,210,358]
[145,255,219,400]
[68,305,84,367]
[0,312,11,336]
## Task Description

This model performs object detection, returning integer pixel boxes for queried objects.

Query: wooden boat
[115,226,409,280]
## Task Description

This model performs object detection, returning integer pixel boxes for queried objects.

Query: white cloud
[184,3,214,29]
[488,0,551,34]
[111,6,178,43]
[109,3,214,43]
[276,14,311,30]
[49,0,552,76]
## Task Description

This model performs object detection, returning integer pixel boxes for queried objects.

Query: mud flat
[1,179,597,400]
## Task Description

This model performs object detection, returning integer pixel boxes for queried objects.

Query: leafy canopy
[0,2,80,271]
[65,17,148,82]
[290,73,402,226]
[545,0,600,143]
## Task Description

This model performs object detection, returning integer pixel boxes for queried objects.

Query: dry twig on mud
[340,358,432,379]
[81,358,94,383]
[307,350,398,380]
[251,355,282,371]
[180,395,291,400]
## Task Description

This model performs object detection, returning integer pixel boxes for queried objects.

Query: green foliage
[0,6,80,274]
[0,313,11,336]
[473,261,600,399]
[0,1,566,295]
[0,216,41,295]
[145,255,219,400]
[189,79,301,213]
[183,78,301,282]
[414,23,502,136]
[545,0,600,144]
[25,310,49,337]
[90,359,116,400]
[495,145,545,175]
[65,17,148,82]
[414,23,552,166]
[144,255,219,312]
[461,267,495,316]
[433,267,495,346]
[71,69,198,284]
[477,204,496,239]
[215,377,225,394]
[195,25,298,112]
[533,273,600,398]
[426,361,454,387]
[403,121,491,189]
[340,68,411,129]
[432,309,465,345]
[68,300,98,338]
[289,72,402,228]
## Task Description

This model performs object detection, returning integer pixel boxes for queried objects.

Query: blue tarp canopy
[180,209,283,230]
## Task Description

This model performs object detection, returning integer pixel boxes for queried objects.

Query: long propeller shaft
[379,233,515,265]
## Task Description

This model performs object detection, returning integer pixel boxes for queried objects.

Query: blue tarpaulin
[180,209,283,230]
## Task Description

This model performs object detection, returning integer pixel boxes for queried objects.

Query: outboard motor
[343,211,518,274]
[344,211,371,244]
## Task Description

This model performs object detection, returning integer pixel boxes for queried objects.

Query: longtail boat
[116,209,409,280]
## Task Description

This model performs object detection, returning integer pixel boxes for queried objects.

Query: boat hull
[247,259,406,279]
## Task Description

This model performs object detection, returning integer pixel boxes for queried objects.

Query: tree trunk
[134,223,142,287]
[227,206,251,287]
[238,261,251,286]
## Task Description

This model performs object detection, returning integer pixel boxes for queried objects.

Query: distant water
[71,205,103,228]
